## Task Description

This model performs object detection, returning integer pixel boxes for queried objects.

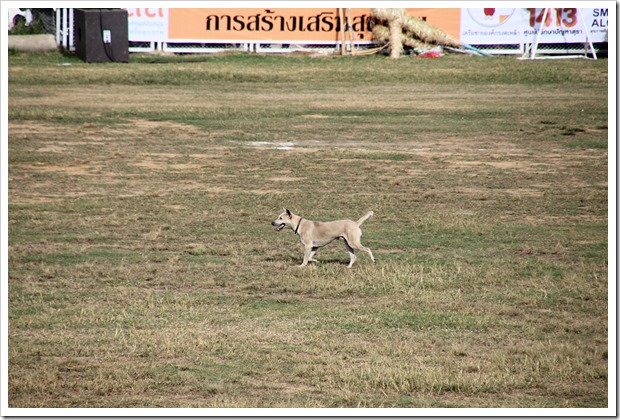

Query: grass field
[7,51,609,409]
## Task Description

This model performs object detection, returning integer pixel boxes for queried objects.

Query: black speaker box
[74,9,128,63]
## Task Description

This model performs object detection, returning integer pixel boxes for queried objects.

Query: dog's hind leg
[347,233,376,264]
[343,240,357,268]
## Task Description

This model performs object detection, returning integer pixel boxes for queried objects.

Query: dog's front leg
[300,244,314,267]
[309,247,319,263]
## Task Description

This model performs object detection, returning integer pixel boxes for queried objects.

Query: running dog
[271,209,375,267]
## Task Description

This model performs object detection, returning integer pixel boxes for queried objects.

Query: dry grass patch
[8,52,608,410]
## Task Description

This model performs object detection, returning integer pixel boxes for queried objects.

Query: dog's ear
[285,208,292,218]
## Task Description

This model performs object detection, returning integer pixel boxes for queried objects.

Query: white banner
[461,7,609,45]
[125,8,169,42]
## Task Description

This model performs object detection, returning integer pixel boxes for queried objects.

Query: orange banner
[407,8,460,40]
[167,8,460,43]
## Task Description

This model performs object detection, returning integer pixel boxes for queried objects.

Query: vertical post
[338,8,346,55]
[577,8,597,59]
[68,8,74,51]
[346,9,355,56]
[55,8,61,46]
[530,8,549,59]
[61,8,68,50]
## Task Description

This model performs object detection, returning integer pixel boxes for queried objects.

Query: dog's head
[271,208,293,232]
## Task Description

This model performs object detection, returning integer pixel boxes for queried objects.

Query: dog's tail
[356,211,374,226]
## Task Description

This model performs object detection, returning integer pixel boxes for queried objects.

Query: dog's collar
[294,218,303,235]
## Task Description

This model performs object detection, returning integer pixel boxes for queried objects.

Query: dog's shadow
[264,256,350,266]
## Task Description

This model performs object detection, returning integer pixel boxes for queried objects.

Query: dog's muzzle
[272,221,286,231]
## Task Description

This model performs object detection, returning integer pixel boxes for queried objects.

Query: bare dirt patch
[15,163,102,176]
[267,176,304,182]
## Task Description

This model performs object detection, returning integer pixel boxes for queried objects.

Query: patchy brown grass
[7,52,609,410]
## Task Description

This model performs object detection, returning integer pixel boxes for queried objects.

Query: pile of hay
[371,8,462,59]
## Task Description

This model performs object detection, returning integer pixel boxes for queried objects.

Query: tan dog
[271,209,375,267]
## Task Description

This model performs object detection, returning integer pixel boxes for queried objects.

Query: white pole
[577,8,597,60]
[61,8,68,50]
[68,8,74,51]
[55,8,61,46]
[530,8,549,59]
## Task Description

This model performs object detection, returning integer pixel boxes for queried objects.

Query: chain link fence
[474,42,607,57]
[8,8,55,34]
